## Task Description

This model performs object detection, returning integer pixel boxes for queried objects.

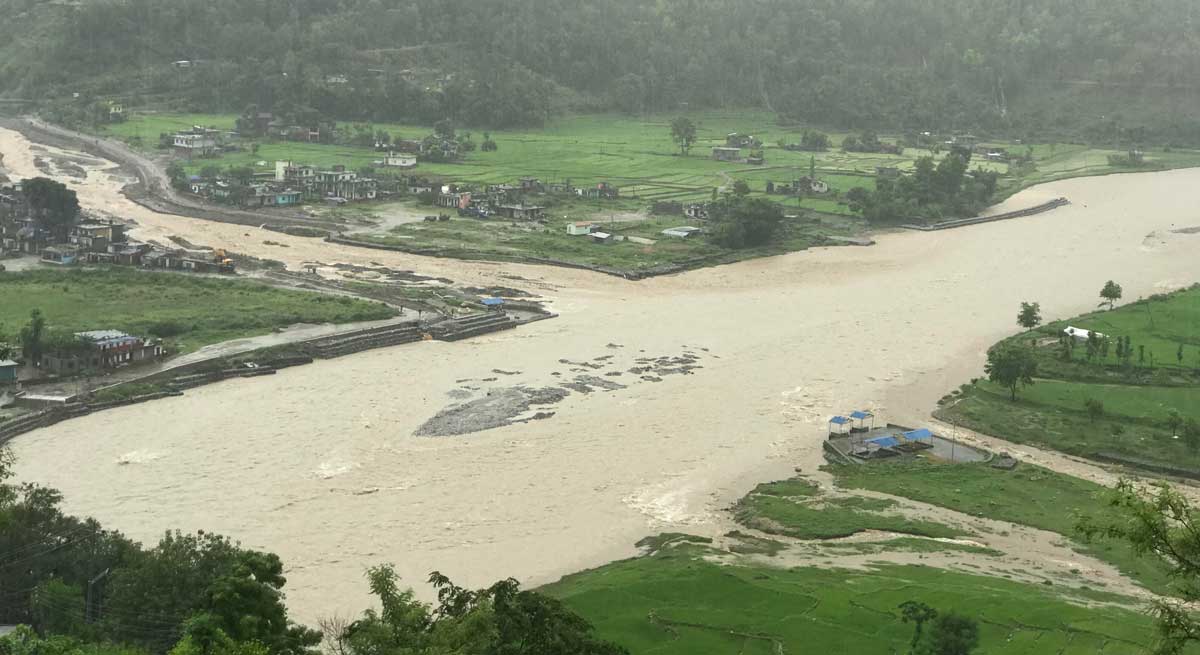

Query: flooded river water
[3,126,1200,621]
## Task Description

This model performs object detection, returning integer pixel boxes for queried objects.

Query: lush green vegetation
[546,546,1166,655]
[9,0,1200,145]
[940,285,1200,472]
[828,459,1175,594]
[0,269,396,354]
[103,111,1200,220]
[733,477,965,540]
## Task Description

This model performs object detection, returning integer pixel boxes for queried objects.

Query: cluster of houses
[0,328,166,385]
[711,133,766,165]
[40,329,166,376]
[432,178,621,222]
[187,161,380,207]
[1,182,235,273]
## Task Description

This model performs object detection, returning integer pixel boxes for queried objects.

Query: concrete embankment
[0,312,522,445]
[900,197,1070,231]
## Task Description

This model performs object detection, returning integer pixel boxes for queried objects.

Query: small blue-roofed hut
[849,410,874,432]
[828,415,852,437]
[482,297,505,312]
[902,428,933,444]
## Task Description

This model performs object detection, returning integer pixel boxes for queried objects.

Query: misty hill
[2,0,1199,142]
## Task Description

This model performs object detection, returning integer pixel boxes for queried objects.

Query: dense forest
[1,0,1199,141]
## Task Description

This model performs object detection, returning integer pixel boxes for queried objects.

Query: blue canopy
[903,428,933,441]
[867,436,899,448]
[849,410,873,420]
[481,297,505,306]
[829,416,852,425]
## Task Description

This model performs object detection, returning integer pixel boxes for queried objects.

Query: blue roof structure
[829,416,852,425]
[903,428,933,441]
[481,297,505,306]
[867,436,900,448]
[849,410,873,420]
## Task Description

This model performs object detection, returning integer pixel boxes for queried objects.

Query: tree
[915,613,979,655]
[732,179,751,196]
[984,345,1037,401]
[22,178,80,242]
[670,117,697,156]
[338,566,627,655]
[1178,343,1185,366]
[1079,481,1200,654]
[1016,302,1042,331]
[18,309,46,364]
[1084,398,1105,423]
[707,196,783,249]
[1100,280,1123,310]
[433,119,455,142]
[899,601,938,652]
[166,162,189,190]
[1166,409,1184,438]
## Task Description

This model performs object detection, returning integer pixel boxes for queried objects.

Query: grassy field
[828,458,1175,594]
[545,546,1167,655]
[0,268,396,353]
[733,477,965,540]
[103,110,1200,218]
[347,206,860,273]
[938,285,1200,472]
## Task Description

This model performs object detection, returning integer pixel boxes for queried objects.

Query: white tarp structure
[1064,326,1104,340]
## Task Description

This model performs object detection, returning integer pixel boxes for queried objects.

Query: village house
[40,244,80,265]
[437,191,472,209]
[68,222,122,253]
[0,359,18,385]
[662,226,702,238]
[684,204,708,220]
[712,146,741,162]
[726,133,763,149]
[382,152,418,168]
[578,182,620,200]
[40,330,164,376]
[314,166,377,201]
[496,203,546,220]
[567,221,597,236]
[172,130,218,159]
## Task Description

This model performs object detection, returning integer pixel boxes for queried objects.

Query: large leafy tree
[22,178,80,242]
[1080,481,1200,654]
[1016,301,1042,331]
[1100,280,1123,310]
[707,196,783,249]
[670,117,697,156]
[984,345,1037,401]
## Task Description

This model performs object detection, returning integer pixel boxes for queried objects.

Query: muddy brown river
[3,126,1200,621]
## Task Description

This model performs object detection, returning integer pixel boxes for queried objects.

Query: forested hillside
[2,0,1199,141]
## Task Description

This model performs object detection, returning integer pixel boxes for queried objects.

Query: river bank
[2,122,1200,622]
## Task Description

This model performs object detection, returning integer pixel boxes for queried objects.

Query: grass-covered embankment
[828,458,1175,594]
[545,545,1163,655]
[938,284,1200,473]
[0,268,397,353]
[733,477,965,540]
[351,210,860,275]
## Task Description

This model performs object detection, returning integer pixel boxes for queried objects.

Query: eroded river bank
[3,124,1200,621]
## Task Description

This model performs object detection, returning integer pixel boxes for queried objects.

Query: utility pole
[85,568,111,623]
